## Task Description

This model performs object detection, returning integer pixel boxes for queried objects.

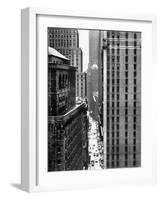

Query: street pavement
[88,112,103,170]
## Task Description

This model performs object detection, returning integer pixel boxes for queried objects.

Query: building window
[107,109,110,115]
[133,109,136,115]
[57,159,61,165]
[125,154,128,160]
[117,124,119,130]
[125,109,128,115]
[117,131,119,137]
[134,56,137,62]
[125,131,128,137]
[125,86,128,93]
[133,123,136,129]
[133,160,136,166]
[133,154,136,159]
[134,78,137,85]
[125,116,128,123]
[133,146,136,152]
[133,138,136,145]
[125,124,128,130]
[117,86,119,93]
[117,109,119,115]
[133,101,137,107]
[112,71,115,78]
[133,131,136,137]
[112,109,115,115]
[112,101,115,107]
[112,139,115,145]
[134,94,137,100]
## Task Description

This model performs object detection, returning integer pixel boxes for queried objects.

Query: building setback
[48,28,83,97]
[101,31,141,168]
[48,47,89,171]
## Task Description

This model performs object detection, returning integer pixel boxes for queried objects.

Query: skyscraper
[48,28,83,96]
[102,31,141,168]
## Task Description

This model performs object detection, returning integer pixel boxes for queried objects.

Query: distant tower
[88,31,99,109]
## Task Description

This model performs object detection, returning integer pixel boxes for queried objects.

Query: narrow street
[88,111,103,170]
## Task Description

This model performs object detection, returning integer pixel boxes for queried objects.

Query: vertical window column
[116,39,120,167]
[133,38,137,166]
[125,33,129,167]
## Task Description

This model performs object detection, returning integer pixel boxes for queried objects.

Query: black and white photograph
[48,27,141,172]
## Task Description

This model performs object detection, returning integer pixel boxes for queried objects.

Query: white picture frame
[21,7,157,192]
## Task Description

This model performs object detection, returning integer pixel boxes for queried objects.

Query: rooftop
[48,47,69,61]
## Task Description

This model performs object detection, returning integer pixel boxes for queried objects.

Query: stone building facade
[48,47,89,171]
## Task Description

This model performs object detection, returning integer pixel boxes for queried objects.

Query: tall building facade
[48,28,83,96]
[48,47,89,171]
[102,31,141,168]
[77,72,87,98]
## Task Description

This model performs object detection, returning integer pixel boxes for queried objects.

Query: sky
[78,30,89,72]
